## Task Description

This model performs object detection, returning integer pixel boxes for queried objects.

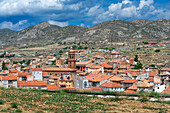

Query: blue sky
[0,0,169,31]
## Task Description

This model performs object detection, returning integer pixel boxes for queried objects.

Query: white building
[31,68,43,81]
[0,76,17,88]
[100,82,124,92]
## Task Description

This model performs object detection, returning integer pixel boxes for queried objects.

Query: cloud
[87,0,170,24]
[138,0,154,9]
[87,5,104,16]
[48,20,68,27]
[0,20,28,30]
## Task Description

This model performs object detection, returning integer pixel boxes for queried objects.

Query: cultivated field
[0,88,169,113]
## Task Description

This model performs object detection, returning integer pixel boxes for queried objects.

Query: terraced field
[0,87,169,113]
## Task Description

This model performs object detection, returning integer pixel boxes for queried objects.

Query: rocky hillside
[0,19,169,45]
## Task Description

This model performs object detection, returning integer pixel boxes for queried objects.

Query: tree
[65,59,68,64]
[59,50,63,54]
[134,55,138,62]
[155,49,160,52]
[2,61,8,70]
[134,61,143,69]
[26,60,31,66]
[84,47,88,49]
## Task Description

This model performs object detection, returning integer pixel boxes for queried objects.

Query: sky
[0,0,169,31]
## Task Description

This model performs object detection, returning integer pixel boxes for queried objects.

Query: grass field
[0,87,169,113]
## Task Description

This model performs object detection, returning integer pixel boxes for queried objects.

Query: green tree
[59,50,63,54]
[26,60,31,66]
[134,55,138,62]
[2,61,8,70]
[65,59,68,64]
[84,47,88,49]
[155,49,160,52]
[134,61,143,69]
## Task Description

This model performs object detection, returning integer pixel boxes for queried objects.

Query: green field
[0,87,169,113]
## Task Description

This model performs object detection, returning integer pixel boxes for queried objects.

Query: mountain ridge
[0,18,169,46]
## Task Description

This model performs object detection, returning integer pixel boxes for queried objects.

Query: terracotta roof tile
[128,84,138,90]
[32,68,42,71]
[86,63,95,68]
[88,87,103,92]
[100,63,113,68]
[47,85,59,91]
[43,67,76,72]
[18,81,47,86]
[90,65,103,69]
[123,90,136,93]
[161,68,170,71]
[109,76,125,81]
[100,82,124,88]
[161,86,170,94]
[0,76,17,80]
[121,79,137,83]
[85,74,111,82]
[42,72,49,76]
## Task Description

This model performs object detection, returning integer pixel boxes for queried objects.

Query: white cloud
[0,20,28,30]
[0,0,82,16]
[138,0,154,9]
[88,0,169,24]
[48,20,68,27]
[87,5,104,16]
[122,0,132,5]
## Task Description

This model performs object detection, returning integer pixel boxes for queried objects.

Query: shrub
[11,102,18,108]
[16,109,22,113]
[139,96,149,102]
[0,100,4,105]
[155,49,160,52]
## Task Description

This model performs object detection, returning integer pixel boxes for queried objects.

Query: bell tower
[68,48,76,68]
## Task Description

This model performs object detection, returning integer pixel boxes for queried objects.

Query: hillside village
[0,46,169,95]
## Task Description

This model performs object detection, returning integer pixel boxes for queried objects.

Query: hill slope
[0,19,169,45]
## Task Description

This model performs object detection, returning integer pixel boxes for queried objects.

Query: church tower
[68,48,76,68]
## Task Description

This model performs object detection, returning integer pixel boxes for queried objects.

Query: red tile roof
[121,79,137,83]
[108,76,125,81]
[161,86,170,94]
[32,68,42,71]
[43,67,76,72]
[123,90,136,93]
[10,70,19,73]
[86,63,95,68]
[42,72,49,76]
[100,82,124,88]
[100,63,113,68]
[90,65,103,69]
[88,87,103,92]
[18,81,47,86]
[86,74,111,82]
[161,68,170,71]
[47,85,59,91]
[0,76,17,80]
[18,72,32,77]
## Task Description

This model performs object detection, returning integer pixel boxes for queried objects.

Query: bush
[155,49,160,52]
[16,109,22,113]
[139,96,149,102]
[11,102,18,108]
[0,100,4,105]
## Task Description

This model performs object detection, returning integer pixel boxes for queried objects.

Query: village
[0,44,169,95]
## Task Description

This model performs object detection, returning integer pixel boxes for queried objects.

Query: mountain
[0,19,169,46]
